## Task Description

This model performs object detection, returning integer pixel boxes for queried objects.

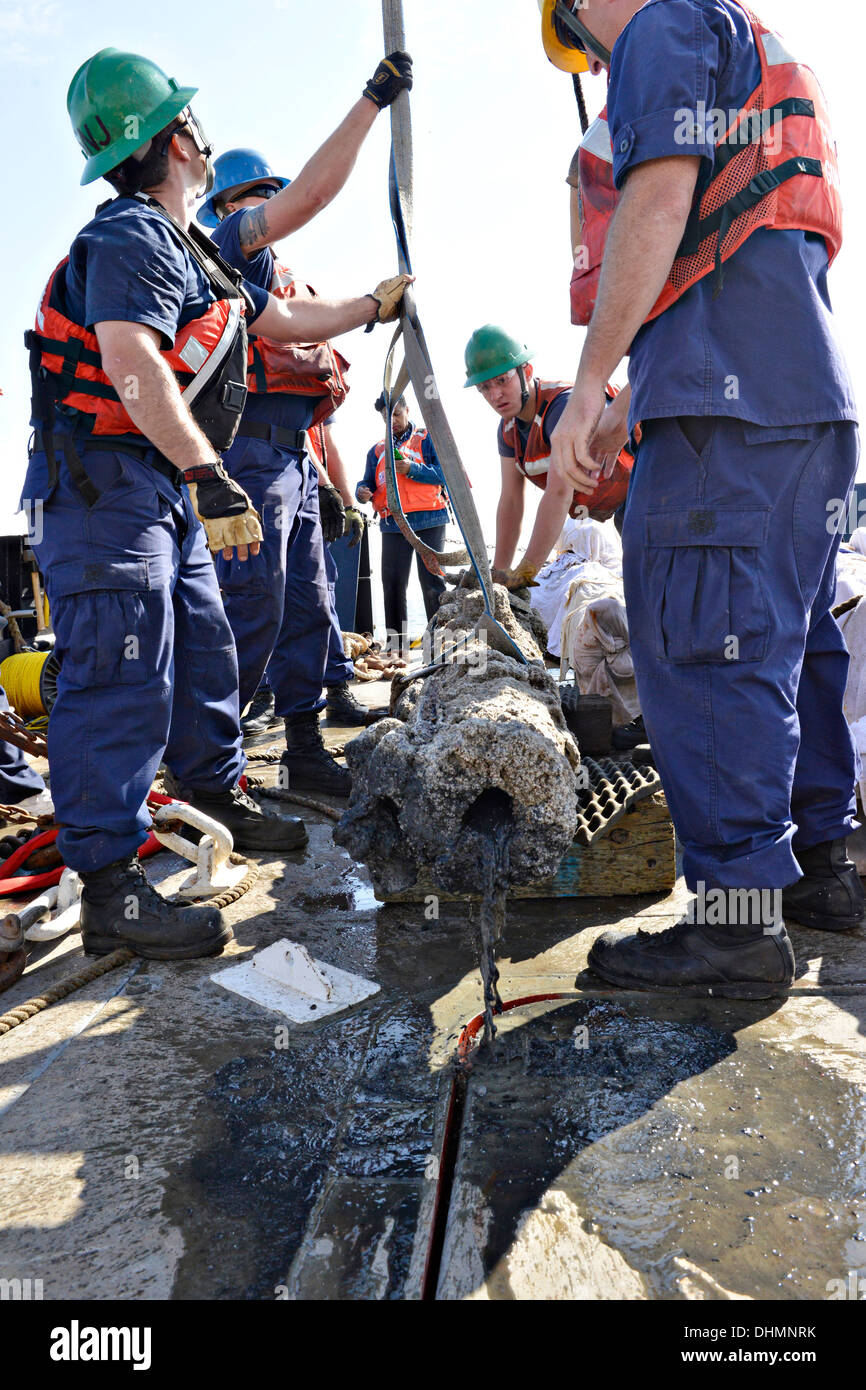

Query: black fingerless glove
[318,484,346,543]
[183,461,250,518]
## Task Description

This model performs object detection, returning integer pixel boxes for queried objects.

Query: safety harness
[25,195,254,505]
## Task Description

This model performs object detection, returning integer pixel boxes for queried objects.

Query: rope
[380,0,528,666]
[245,776,342,823]
[0,600,26,656]
[573,72,589,134]
[203,851,259,908]
[0,652,51,722]
[0,948,135,1036]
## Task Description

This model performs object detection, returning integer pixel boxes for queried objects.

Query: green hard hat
[464,324,533,388]
[67,48,198,186]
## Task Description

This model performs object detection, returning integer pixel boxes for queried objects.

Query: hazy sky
[1,0,862,543]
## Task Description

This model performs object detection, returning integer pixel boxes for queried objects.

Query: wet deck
[1,690,864,1301]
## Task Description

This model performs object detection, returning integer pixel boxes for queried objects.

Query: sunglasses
[553,2,612,65]
[239,184,280,200]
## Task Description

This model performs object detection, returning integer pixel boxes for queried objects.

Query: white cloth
[835,543,866,607]
[533,519,622,657]
[838,596,866,807]
[558,568,640,724]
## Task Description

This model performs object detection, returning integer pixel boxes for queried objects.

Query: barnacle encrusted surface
[336,587,579,897]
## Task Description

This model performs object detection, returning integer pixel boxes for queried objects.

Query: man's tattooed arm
[238,204,271,256]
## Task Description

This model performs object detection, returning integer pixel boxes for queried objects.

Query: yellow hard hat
[539,0,590,74]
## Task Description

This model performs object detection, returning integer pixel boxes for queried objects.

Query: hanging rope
[380,0,527,665]
[573,72,589,134]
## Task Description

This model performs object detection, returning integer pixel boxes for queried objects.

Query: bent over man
[23,49,408,959]
[464,324,631,588]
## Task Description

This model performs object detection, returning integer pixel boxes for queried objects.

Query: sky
[0,0,863,550]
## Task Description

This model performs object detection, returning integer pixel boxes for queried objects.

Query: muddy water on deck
[443,997,866,1299]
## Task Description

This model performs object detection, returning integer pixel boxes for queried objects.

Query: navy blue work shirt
[210,208,318,433]
[607,0,857,427]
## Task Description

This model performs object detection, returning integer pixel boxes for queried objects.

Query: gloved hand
[344,506,365,549]
[184,461,263,560]
[319,483,346,543]
[363,51,413,109]
[491,559,540,591]
[369,273,414,324]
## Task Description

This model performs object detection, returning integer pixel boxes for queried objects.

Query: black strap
[235,421,308,452]
[134,195,257,318]
[58,435,101,508]
[33,430,183,504]
[679,156,824,258]
[712,97,815,175]
[249,343,268,393]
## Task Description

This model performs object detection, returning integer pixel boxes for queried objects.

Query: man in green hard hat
[464,324,632,588]
[21,48,410,962]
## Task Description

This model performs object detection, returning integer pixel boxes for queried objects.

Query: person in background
[356,395,449,656]
[464,325,631,589]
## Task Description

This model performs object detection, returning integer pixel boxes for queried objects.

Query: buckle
[748,169,780,198]
[221,380,248,412]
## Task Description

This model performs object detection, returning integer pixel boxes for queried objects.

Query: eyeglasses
[239,184,280,200]
[477,371,517,396]
[553,2,612,65]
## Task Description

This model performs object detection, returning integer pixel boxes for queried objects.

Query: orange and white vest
[570,6,842,326]
[370,429,447,518]
[246,260,349,428]
[27,258,248,447]
[501,379,633,522]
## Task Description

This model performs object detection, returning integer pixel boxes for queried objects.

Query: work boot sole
[228,822,309,852]
[782,904,866,933]
[279,775,350,799]
[242,724,285,750]
[586,956,789,1001]
[82,923,234,961]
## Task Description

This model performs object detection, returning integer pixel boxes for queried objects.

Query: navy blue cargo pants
[22,443,245,873]
[622,417,859,892]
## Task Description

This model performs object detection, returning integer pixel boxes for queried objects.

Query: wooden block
[378,791,676,902]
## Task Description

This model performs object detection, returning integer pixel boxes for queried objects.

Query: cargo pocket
[645,508,771,664]
[47,557,161,688]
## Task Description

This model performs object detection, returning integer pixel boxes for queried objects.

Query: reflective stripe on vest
[370,429,447,517]
[28,257,247,443]
[502,380,633,522]
[570,4,843,327]
[246,259,350,428]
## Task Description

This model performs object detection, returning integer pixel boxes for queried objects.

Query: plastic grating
[574,756,662,847]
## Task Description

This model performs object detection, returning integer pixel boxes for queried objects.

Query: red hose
[422,990,571,1299]
[0,791,174,897]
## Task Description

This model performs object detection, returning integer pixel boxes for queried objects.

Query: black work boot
[162,773,307,852]
[241,687,280,736]
[587,914,795,1000]
[80,855,232,960]
[611,715,647,751]
[325,680,386,727]
[281,714,352,797]
[782,838,866,932]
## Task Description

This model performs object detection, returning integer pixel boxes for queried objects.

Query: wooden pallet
[378,790,676,902]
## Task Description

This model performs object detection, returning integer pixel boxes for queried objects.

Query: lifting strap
[380,0,527,664]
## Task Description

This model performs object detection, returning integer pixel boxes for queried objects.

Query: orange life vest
[246,261,350,429]
[370,429,448,518]
[501,380,633,522]
[27,262,249,456]
[570,6,842,327]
